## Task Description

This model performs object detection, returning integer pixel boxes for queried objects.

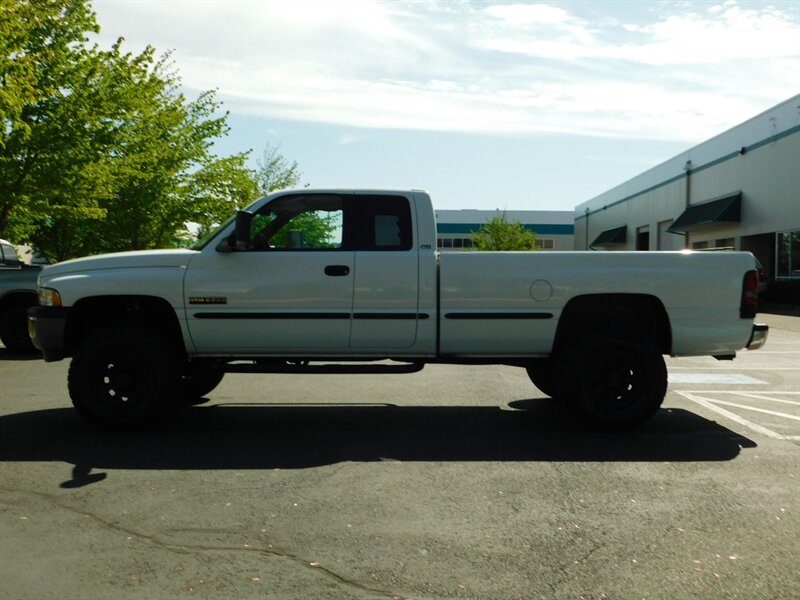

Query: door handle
[324,265,350,276]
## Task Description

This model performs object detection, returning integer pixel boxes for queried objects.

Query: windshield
[189,214,237,250]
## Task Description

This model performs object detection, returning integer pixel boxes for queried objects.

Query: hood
[41,249,198,277]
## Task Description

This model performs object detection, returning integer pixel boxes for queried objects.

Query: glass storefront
[776,230,800,279]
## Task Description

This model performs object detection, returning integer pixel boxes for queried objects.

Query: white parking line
[668,367,799,371]
[675,391,800,441]
[736,351,800,354]
[668,373,766,384]
[699,399,800,421]
[688,391,800,395]
[728,392,800,406]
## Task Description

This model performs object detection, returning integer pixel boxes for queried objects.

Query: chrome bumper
[746,323,769,350]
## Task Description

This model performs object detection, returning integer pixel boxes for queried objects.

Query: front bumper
[746,323,769,350]
[28,306,70,362]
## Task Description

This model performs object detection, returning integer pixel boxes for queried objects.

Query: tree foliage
[252,143,338,249]
[256,143,303,194]
[471,212,539,251]
[252,210,340,249]
[0,0,259,261]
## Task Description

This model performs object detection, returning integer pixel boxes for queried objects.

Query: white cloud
[608,6,800,64]
[337,133,364,145]
[92,0,800,142]
[476,2,800,64]
[483,4,575,26]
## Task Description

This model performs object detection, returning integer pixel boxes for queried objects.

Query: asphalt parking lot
[1,311,798,600]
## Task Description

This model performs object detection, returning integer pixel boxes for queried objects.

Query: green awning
[668,192,742,233]
[591,225,627,248]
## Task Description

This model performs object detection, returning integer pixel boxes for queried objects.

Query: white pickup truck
[29,189,768,430]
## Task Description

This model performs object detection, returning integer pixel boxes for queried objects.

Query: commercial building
[574,95,799,301]
[435,209,574,251]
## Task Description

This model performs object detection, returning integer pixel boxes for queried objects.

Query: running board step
[222,361,425,375]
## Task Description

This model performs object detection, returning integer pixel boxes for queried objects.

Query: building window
[440,236,554,250]
[692,241,709,250]
[716,238,735,249]
[776,230,800,279]
[438,237,475,249]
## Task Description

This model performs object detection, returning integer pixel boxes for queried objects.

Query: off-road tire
[558,332,667,430]
[68,328,179,429]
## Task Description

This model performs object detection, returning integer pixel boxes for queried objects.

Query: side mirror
[215,210,253,252]
[234,210,253,250]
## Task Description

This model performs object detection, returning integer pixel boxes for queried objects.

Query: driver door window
[250,198,344,251]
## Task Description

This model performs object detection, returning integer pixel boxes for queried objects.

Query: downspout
[584,207,590,250]
[683,160,692,249]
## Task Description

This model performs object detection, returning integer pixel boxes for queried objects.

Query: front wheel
[68,328,178,429]
[559,334,667,430]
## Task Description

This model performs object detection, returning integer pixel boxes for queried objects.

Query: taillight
[740,270,758,318]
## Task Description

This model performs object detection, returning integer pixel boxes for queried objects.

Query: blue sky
[92,0,800,213]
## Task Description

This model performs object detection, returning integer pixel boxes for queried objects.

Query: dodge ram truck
[29,189,768,430]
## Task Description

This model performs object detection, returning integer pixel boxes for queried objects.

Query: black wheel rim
[583,345,647,419]
[85,349,152,420]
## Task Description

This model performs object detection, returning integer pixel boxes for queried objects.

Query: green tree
[471,212,539,251]
[269,212,340,249]
[76,73,259,254]
[252,143,338,249]
[0,0,259,261]
[1,0,118,244]
[257,143,303,193]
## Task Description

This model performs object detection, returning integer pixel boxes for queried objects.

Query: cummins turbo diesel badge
[189,297,227,305]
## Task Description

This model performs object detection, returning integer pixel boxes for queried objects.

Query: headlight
[39,287,62,307]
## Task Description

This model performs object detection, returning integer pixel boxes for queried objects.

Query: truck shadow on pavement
[0,399,756,483]
[0,348,42,361]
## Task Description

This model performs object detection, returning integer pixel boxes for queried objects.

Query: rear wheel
[68,328,178,429]
[559,333,666,430]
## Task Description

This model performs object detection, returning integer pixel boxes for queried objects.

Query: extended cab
[29,189,768,429]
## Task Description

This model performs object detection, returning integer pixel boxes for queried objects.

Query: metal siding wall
[574,95,800,252]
